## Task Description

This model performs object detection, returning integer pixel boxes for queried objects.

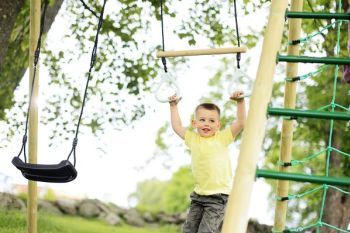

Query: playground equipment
[154,0,247,103]
[221,0,350,232]
[156,0,246,60]
[12,0,107,183]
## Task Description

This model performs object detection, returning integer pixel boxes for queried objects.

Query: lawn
[0,210,180,233]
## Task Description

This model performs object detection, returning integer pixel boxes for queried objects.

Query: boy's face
[192,107,221,137]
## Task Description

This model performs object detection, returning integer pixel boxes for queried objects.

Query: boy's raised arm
[169,95,186,139]
[230,91,246,138]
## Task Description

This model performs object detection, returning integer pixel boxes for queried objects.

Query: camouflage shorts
[182,192,228,233]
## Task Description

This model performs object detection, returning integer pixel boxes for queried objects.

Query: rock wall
[0,192,271,232]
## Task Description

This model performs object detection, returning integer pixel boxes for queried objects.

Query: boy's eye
[199,119,205,122]
[210,120,215,123]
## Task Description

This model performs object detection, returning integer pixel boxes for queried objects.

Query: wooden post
[156,46,247,58]
[28,0,40,233]
[221,1,289,233]
[273,0,303,231]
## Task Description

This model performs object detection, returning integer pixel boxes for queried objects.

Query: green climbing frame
[260,1,350,232]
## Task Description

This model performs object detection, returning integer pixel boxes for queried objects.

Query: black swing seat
[12,157,77,183]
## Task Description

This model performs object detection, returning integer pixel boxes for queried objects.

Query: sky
[0,0,274,225]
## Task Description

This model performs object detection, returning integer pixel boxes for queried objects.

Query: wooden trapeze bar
[156,46,248,58]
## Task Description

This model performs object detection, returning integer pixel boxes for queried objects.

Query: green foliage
[155,122,170,151]
[0,210,180,233]
[43,188,57,202]
[0,210,27,233]
[151,122,189,169]
[162,166,194,213]
[132,166,194,214]
[1,0,262,146]
[130,178,169,213]
[17,192,28,203]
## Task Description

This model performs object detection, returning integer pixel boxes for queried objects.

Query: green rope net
[285,20,348,83]
[273,2,350,232]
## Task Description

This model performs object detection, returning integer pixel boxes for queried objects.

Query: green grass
[0,210,180,233]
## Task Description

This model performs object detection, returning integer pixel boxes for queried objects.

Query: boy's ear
[191,119,196,128]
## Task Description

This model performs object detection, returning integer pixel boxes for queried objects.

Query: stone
[56,199,77,215]
[123,208,146,227]
[38,200,62,215]
[78,199,101,218]
[102,212,123,226]
[0,192,25,210]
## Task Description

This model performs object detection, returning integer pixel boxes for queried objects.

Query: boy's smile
[199,127,214,137]
[192,107,221,137]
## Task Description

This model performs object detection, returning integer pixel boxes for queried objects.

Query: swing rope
[79,0,99,18]
[160,0,167,73]
[16,0,49,163]
[154,0,181,103]
[159,0,242,69]
[233,0,241,69]
[66,0,107,165]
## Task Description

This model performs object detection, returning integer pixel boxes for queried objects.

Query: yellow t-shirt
[184,127,234,195]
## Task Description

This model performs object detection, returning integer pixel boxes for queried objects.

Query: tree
[0,0,64,120]
[129,178,169,214]
[1,0,258,145]
[130,166,194,214]
[43,188,57,202]
[162,166,194,213]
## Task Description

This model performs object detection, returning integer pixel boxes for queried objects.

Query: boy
[168,91,246,233]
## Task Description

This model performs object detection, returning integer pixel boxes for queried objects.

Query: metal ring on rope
[154,71,181,103]
[227,68,251,99]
